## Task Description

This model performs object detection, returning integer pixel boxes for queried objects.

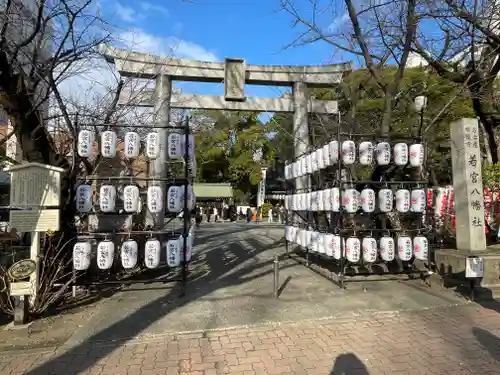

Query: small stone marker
[450,118,486,252]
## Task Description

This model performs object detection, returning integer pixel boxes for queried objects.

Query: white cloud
[326,12,350,33]
[140,2,169,16]
[118,28,218,62]
[54,28,218,122]
[115,3,136,23]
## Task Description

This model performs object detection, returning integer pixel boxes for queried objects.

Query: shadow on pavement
[330,353,370,375]
[472,327,500,363]
[25,224,285,375]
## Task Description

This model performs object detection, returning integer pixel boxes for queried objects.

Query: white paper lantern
[146,132,161,159]
[394,143,408,166]
[328,140,339,164]
[187,232,195,260]
[342,140,356,165]
[322,144,331,167]
[178,235,192,262]
[179,184,195,210]
[295,228,302,246]
[289,226,298,244]
[101,130,117,158]
[73,242,91,271]
[76,185,93,213]
[77,130,94,158]
[397,235,413,261]
[345,237,361,263]
[325,234,341,259]
[317,233,326,254]
[297,229,305,247]
[362,237,378,263]
[411,189,426,213]
[293,194,300,211]
[310,231,320,252]
[409,144,425,167]
[144,239,161,269]
[186,135,195,158]
[304,230,313,249]
[359,141,374,165]
[284,164,291,181]
[378,188,393,213]
[360,188,376,213]
[124,132,140,158]
[310,151,319,173]
[379,236,395,262]
[97,241,115,270]
[295,161,302,178]
[147,186,163,213]
[305,154,313,175]
[99,185,116,212]
[292,161,299,178]
[322,189,331,211]
[123,185,140,213]
[342,188,359,213]
[310,191,318,211]
[316,148,325,170]
[121,239,138,269]
[285,225,292,241]
[413,236,429,261]
[376,142,391,165]
[301,193,309,211]
[317,190,324,211]
[395,189,410,213]
[167,185,182,212]
[168,132,183,158]
[167,238,181,267]
[331,188,340,212]
[188,156,197,178]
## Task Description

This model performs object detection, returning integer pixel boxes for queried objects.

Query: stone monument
[435,118,500,296]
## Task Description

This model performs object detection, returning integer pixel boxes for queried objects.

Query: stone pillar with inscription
[450,118,486,252]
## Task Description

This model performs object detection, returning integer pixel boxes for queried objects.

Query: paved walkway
[2,303,500,375]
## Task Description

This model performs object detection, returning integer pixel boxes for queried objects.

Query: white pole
[30,231,40,306]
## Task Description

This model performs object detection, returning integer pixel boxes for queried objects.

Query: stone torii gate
[101,45,352,224]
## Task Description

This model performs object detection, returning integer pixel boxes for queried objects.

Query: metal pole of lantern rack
[181,116,190,295]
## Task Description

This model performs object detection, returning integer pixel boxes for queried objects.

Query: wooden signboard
[6,163,64,207]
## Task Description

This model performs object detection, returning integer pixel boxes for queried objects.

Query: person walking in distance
[246,207,252,223]
[268,207,273,223]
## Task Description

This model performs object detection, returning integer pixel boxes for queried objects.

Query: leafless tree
[0,0,174,315]
[409,0,500,163]
[280,0,419,138]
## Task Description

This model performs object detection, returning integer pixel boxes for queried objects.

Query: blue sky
[99,0,348,99]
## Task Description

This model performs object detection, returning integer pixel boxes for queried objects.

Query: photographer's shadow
[331,353,370,375]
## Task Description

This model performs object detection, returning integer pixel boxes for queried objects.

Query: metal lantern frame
[284,130,433,289]
[71,120,193,291]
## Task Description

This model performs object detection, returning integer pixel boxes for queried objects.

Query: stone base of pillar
[435,248,500,299]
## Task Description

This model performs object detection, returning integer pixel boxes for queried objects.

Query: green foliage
[193,111,272,202]
[260,202,272,217]
[483,163,500,192]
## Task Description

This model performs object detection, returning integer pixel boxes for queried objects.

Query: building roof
[193,183,233,198]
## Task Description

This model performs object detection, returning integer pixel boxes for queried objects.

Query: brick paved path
[2,303,500,375]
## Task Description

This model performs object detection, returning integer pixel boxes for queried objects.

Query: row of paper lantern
[73,233,194,271]
[285,226,429,263]
[285,188,426,213]
[77,130,195,160]
[76,184,195,213]
[284,141,425,180]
